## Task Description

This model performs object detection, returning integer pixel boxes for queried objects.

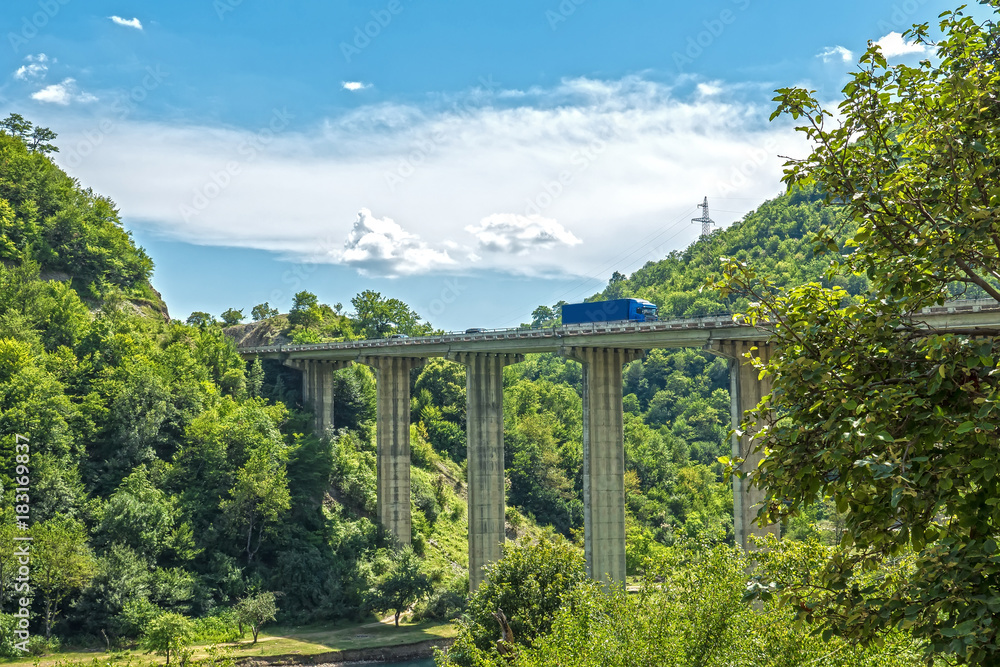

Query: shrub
[0,613,22,658]
[141,612,195,665]
[233,591,278,643]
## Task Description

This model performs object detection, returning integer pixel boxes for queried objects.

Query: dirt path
[227,614,400,646]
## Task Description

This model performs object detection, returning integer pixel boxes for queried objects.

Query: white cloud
[817,45,853,63]
[874,32,928,57]
[466,214,581,254]
[337,208,454,276]
[54,76,805,278]
[14,53,49,80]
[31,78,97,105]
[109,16,143,30]
[342,81,371,91]
[696,81,723,96]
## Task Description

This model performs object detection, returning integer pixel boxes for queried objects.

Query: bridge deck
[237,299,1000,361]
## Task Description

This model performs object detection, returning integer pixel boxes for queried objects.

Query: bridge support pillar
[359,356,425,545]
[708,340,779,550]
[561,347,645,585]
[284,359,352,436]
[448,352,523,592]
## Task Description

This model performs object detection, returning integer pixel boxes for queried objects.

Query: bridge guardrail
[237,314,745,355]
[235,300,1000,356]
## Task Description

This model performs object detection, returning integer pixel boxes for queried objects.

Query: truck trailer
[561,298,658,324]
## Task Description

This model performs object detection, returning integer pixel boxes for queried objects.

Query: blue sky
[1,0,975,329]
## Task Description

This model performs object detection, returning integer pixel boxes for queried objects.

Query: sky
[0,0,976,330]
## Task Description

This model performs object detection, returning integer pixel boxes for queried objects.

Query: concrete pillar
[560,347,645,585]
[447,352,523,592]
[283,359,352,436]
[359,356,425,545]
[708,340,779,550]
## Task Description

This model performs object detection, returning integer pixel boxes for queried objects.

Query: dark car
[388,333,408,339]
[465,327,486,334]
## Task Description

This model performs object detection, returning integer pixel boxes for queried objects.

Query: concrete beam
[561,347,645,585]
[708,340,779,550]
[283,359,352,436]
[240,300,1000,363]
[359,356,425,545]
[448,352,523,592]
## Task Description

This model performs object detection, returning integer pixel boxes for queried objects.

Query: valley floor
[0,618,457,667]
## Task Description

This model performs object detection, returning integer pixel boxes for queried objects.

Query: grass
[0,618,458,667]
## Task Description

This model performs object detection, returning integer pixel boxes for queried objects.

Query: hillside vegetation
[0,118,162,314]
[0,116,902,662]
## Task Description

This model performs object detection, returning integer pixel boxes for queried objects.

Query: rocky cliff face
[224,317,291,348]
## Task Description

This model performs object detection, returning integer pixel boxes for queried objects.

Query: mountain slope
[599,185,858,318]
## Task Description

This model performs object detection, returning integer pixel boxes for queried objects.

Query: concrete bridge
[238,300,1000,590]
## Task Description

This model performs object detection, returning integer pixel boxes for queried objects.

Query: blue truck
[561,298,658,324]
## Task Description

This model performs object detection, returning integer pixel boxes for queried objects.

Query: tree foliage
[233,591,278,643]
[0,129,153,297]
[1,113,59,155]
[287,291,322,328]
[250,303,279,321]
[220,309,245,326]
[351,289,432,339]
[364,547,432,627]
[444,539,588,666]
[461,542,924,667]
[32,516,96,638]
[219,427,291,564]
[716,4,1000,663]
[140,612,195,665]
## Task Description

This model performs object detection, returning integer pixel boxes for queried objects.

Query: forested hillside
[0,116,162,315]
[606,186,862,314]
[0,123,468,655]
[0,116,848,651]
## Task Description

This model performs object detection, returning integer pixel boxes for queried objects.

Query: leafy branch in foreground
[714,3,1000,664]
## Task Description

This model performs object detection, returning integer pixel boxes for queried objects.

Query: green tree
[413,358,466,422]
[220,444,291,564]
[250,302,279,321]
[350,290,429,339]
[529,305,555,328]
[220,308,245,326]
[287,291,322,328]
[141,612,195,665]
[498,543,923,667]
[0,113,58,154]
[0,113,32,139]
[717,4,1000,663]
[364,547,432,627]
[234,591,278,643]
[96,467,194,563]
[247,358,265,399]
[185,311,214,327]
[0,126,154,295]
[446,539,587,665]
[604,270,627,299]
[0,524,16,610]
[32,516,97,638]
